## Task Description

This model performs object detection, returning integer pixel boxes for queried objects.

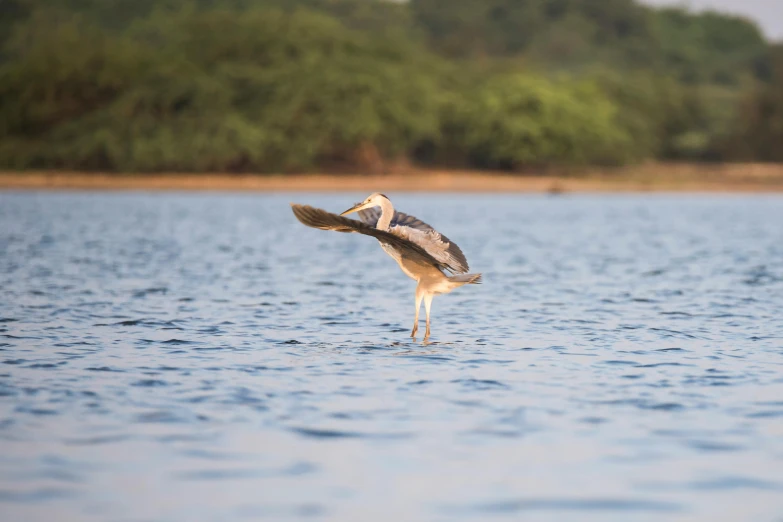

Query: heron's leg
[412,289,423,337]
[424,294,433,340]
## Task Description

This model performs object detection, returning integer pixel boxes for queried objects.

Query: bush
[446,74,633,169]
[1,0,779,173]
[726,45,783,161]
[0,6,441,172]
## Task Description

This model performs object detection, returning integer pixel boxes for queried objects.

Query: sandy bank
[2,163,783,193]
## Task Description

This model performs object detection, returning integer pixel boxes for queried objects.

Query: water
[1,192,782,522]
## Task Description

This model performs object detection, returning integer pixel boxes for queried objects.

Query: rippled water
[1,192,782,521]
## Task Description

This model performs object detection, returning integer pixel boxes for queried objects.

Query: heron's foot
[424,328,431,341]
[410,326,418,338]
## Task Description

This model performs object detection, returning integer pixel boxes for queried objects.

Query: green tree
[448,74,634,168]
[1,0,780,172]
[0,6,441,172]
[652,7,768,85]
[728,45,783,161]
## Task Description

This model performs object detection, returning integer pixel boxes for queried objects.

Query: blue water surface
[0,192,782,521]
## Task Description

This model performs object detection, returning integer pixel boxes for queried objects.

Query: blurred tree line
[0,0,781,172]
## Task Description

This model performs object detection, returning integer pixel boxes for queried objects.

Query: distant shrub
[725,46,783,162]
[0,7,441,172]
[446,74,633,169]
[1,0,778,172]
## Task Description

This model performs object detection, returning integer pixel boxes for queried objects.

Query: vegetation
[0,0,781,173]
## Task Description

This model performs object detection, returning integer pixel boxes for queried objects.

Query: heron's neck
[376,198,394,231]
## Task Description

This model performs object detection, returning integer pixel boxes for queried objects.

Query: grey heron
[291,193,481,340]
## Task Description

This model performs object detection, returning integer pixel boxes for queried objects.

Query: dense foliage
[0,0,780,172]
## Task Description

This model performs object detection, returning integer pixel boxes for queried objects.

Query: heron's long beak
[340,202,370,216]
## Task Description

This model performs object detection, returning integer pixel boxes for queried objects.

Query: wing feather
[356,206,470,274]
[357,207,434,231]
[291,204,449,270]
[390,225,470,274]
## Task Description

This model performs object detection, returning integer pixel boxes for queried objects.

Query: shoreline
[2,164,783,193]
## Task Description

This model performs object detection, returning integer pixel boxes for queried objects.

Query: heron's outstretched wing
[357,207,469,274]
[291,204,449,271]
[391,225,469,274]
[357,208,433,231]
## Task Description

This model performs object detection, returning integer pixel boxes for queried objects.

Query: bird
[291,193,481,340]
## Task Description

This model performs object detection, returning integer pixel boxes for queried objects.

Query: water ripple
[450,497,684,514]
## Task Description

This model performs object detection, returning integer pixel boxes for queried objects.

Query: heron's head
[340,192,389,216]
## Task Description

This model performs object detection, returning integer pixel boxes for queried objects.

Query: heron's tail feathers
[447,273,482,286]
